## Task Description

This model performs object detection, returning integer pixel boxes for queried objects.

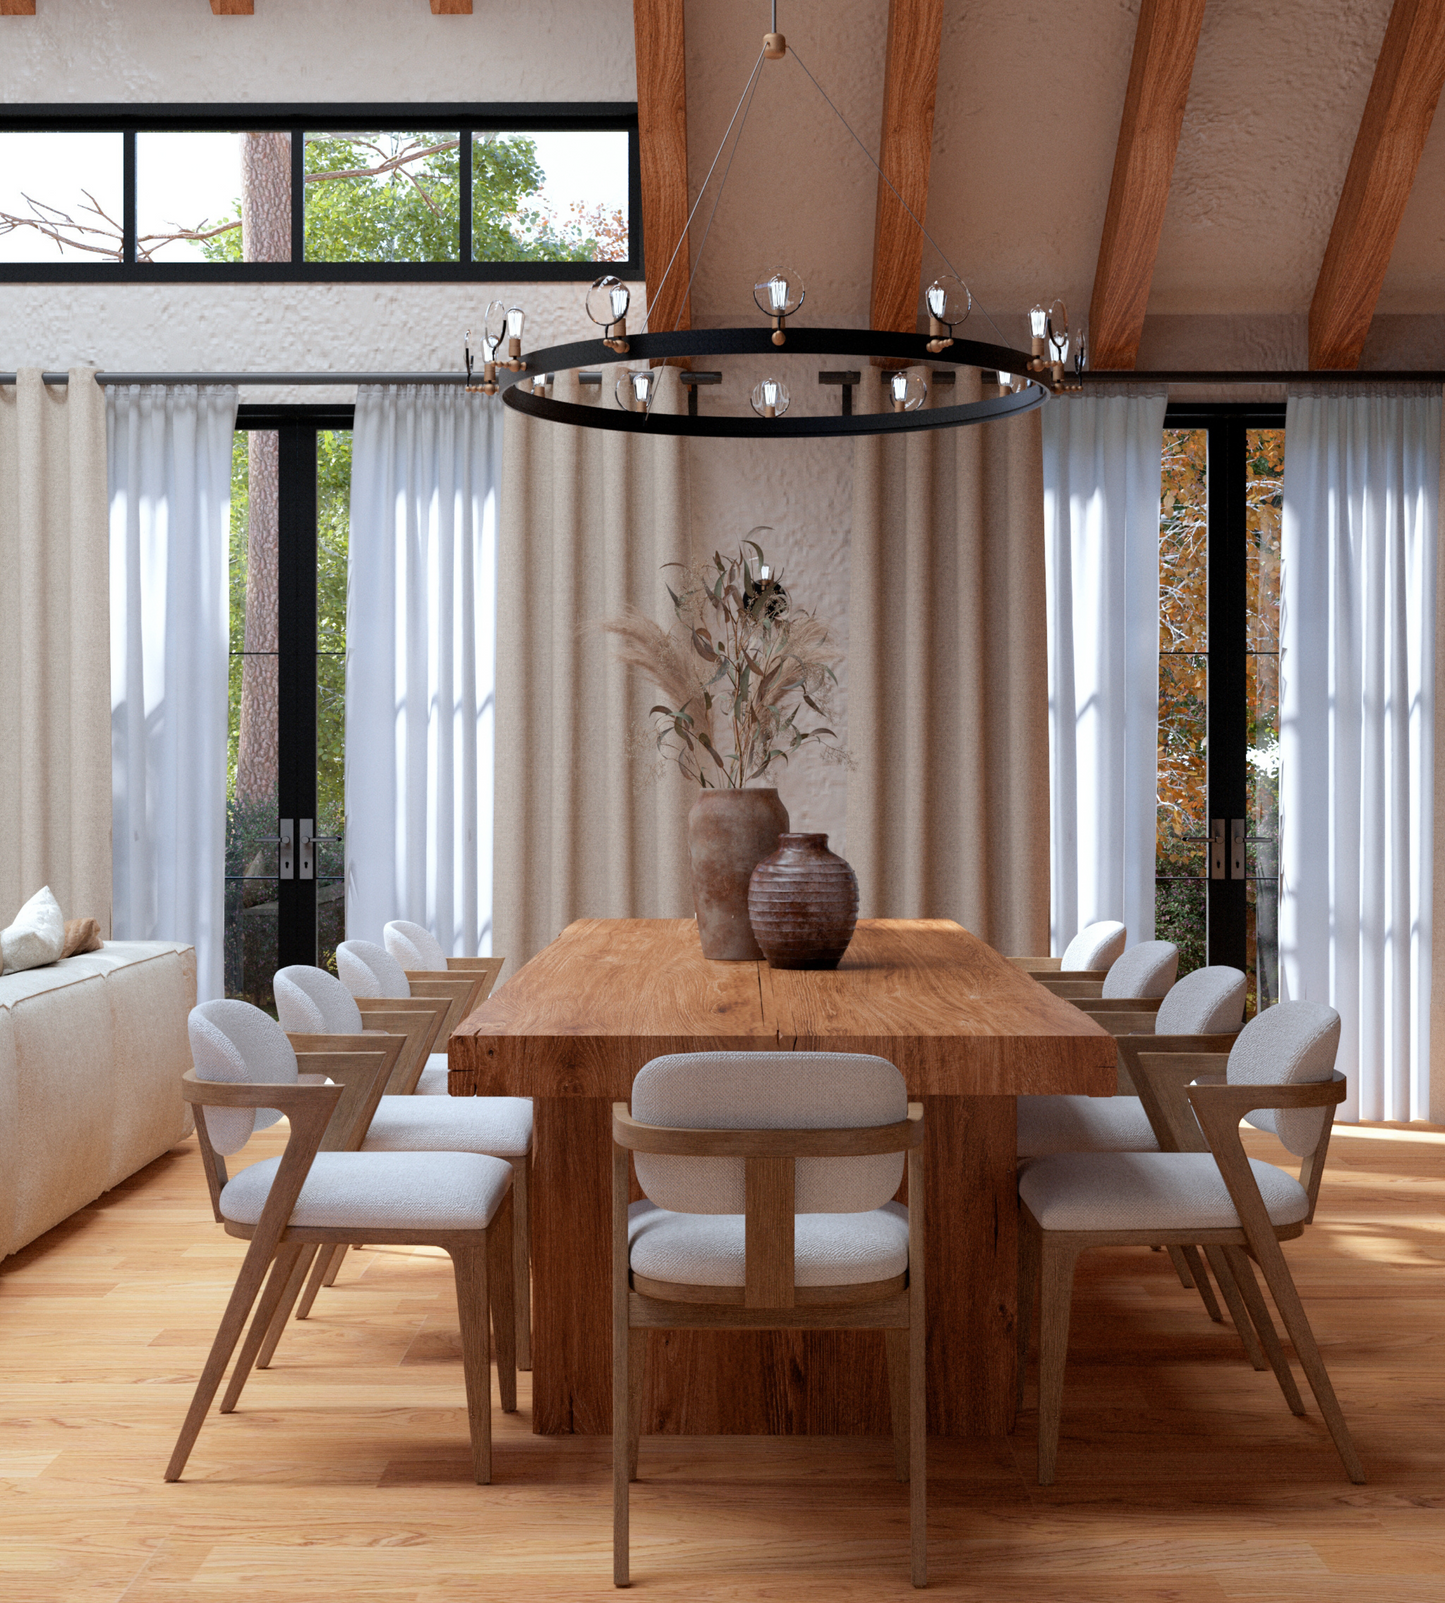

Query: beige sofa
[0,940,196,1259]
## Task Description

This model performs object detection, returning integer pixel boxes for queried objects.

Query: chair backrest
[188,999,298,1156]
[384,919,450,972]
[1101,941,1178,999]
[1228,1001,1341,1156]
[1155,965,1246,1035]
[274,965,364,1035]
[1061,920,1126,971]
[631,1051,907,1215]
[336,939,412,1000]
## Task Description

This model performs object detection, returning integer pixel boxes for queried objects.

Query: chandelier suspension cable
[642,45,767,334]
[786,44,1010,349]
[669,49,768,330]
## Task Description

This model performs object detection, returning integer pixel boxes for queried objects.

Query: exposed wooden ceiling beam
[1310,0,1445,369]
[632,0,689,330]
[210,1,254,13]
[1087,0,1205,371]
[0,1,37,14]
[430,1,473,12]
[869,0,944,334]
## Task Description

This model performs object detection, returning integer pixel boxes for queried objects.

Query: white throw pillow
[1,886,66,974]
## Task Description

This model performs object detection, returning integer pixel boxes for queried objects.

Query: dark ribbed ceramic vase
[747,833,859,970]
[688,788,791,960]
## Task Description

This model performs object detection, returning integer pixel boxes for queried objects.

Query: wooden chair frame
[610,1103,927,1589]
[1017,1064,1363,1485]
[352,996,450,1093]
[404,956,503,1046]
[171,1057,516,1484]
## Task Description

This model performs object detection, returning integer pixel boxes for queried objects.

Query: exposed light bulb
[614,368,656,414]
[1029,304,1048,340]
[586,274,631,328]
[750,377,790,419]
[753,267,806,320]
[505,306,526,339]
[889,370,928,412]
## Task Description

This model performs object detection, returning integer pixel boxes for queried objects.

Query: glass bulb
[753,268,805,319]
[888,370,928,412]
[997,370,1012,391]
[614,369,656,413]
[1049,327,1070,365]
[483,298,508,349]
[505,305,526,339]
[924,275,970,329]
[586,274,631,327]
[749,377,790,418]
[1029,303,1048,340]
[1048,297,1068,338]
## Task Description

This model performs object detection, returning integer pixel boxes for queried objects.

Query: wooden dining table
[448,916,1116,1436]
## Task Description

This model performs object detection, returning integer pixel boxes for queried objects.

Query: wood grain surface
[632,0,691,333]
[1310,0,1445,368]
[451,919,1114,1437]
[1087,0,1206,369]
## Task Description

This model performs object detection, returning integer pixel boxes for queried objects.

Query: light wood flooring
[2,1119,1443,1601]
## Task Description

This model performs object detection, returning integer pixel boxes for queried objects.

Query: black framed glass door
[1157,404,1284,1014]
[226,405,353,1010]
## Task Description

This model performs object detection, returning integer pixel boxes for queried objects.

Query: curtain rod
[3,369,1444,387]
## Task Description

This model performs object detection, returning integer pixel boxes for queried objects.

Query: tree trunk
[235,133,291,805]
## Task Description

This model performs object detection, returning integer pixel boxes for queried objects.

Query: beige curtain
[493,368,694,973]
[846,366,1050,955]
[0,370,111,932]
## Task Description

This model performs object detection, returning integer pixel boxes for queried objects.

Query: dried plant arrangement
[602,531,847,789]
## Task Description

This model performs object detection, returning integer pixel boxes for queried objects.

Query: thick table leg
[530,1093,1020,1437]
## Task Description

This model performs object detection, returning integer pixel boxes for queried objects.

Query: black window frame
[0,103,641,283]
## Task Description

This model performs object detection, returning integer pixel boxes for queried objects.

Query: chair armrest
[1008,956,1062,971]
[1187,1074,1347,1119]
[181,1068,342,1113]
[1123,1050,1233,1152]
[613,1102,925,1157]
[291,1041,403,1150]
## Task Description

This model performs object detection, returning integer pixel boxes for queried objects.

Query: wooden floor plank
[0,1123,1441,1599]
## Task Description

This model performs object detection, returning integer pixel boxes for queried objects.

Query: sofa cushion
[1,886,65,974]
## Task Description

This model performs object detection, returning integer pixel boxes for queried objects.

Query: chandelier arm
[672,45,768,330]
[642,45,768,335]
[786,44,1011,349]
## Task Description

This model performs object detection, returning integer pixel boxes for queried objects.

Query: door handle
[297,819,343,881]
[1230,819,1246,879]
[1209,819,1225,879]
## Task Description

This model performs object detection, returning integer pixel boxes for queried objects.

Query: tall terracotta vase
[747,833,859,969]
[688,788,790,960]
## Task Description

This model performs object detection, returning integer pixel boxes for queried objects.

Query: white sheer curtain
[108,384,239,1001]
[1280,388,1439,1123]
[1042,391,1168,955]
[346,384,504,957]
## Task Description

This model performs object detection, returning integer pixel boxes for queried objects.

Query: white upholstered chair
[1045,938,1180,1004]
[169,999,515,1484]
[1016,1000,1363,1486]
[1009,920,1128,987]
[338,938,455,1095]
[272,963,534,1368]
[383,918,502,1041]
[612,1052,926,1588]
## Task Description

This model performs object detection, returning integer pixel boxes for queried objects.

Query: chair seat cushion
[1018,1151,1310,1233]
[363,1095,533,1158]
[220,1150,513,1231]
[627,1199,909,1287]
[416,1054,450,1094]
[1017,1094,1159,1157]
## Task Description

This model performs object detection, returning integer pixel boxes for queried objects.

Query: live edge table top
[448,917,1116,1098]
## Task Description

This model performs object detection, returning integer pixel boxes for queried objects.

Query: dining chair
[1040,939,1178,1002]
[339,938,461,1095]
[169,999,516,1484]
[383,919,503,1041]
[612,1051,926,1588]
[272,963,534,1368]
[1018,965,1248,1338]
[1008,920,1128,990]
[1016,999,1364,1486]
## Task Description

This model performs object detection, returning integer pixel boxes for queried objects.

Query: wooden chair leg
[165,1237,281,1481]
[1178,1245,1223,1321]
[884,1327,909,1482]
[296,1243,344,1318]
[1164,1244,1195,1288]
[512,1155,532,1372]
[1245,1232,1365,1483]
[613,1304,630,1587]
[1036,1237,1081,1486]
[1221,1244,1305,1415]
[1200,1244,1267,1370]
[488,1189,517,1415]
[1016,1209,1040,1413]
[448,1242,493,1485]
[256,1245,318,1369]
[221,1242,306,1413]
[627,1329,645,1483]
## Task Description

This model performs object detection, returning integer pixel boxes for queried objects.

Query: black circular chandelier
[466,7,1079,440]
